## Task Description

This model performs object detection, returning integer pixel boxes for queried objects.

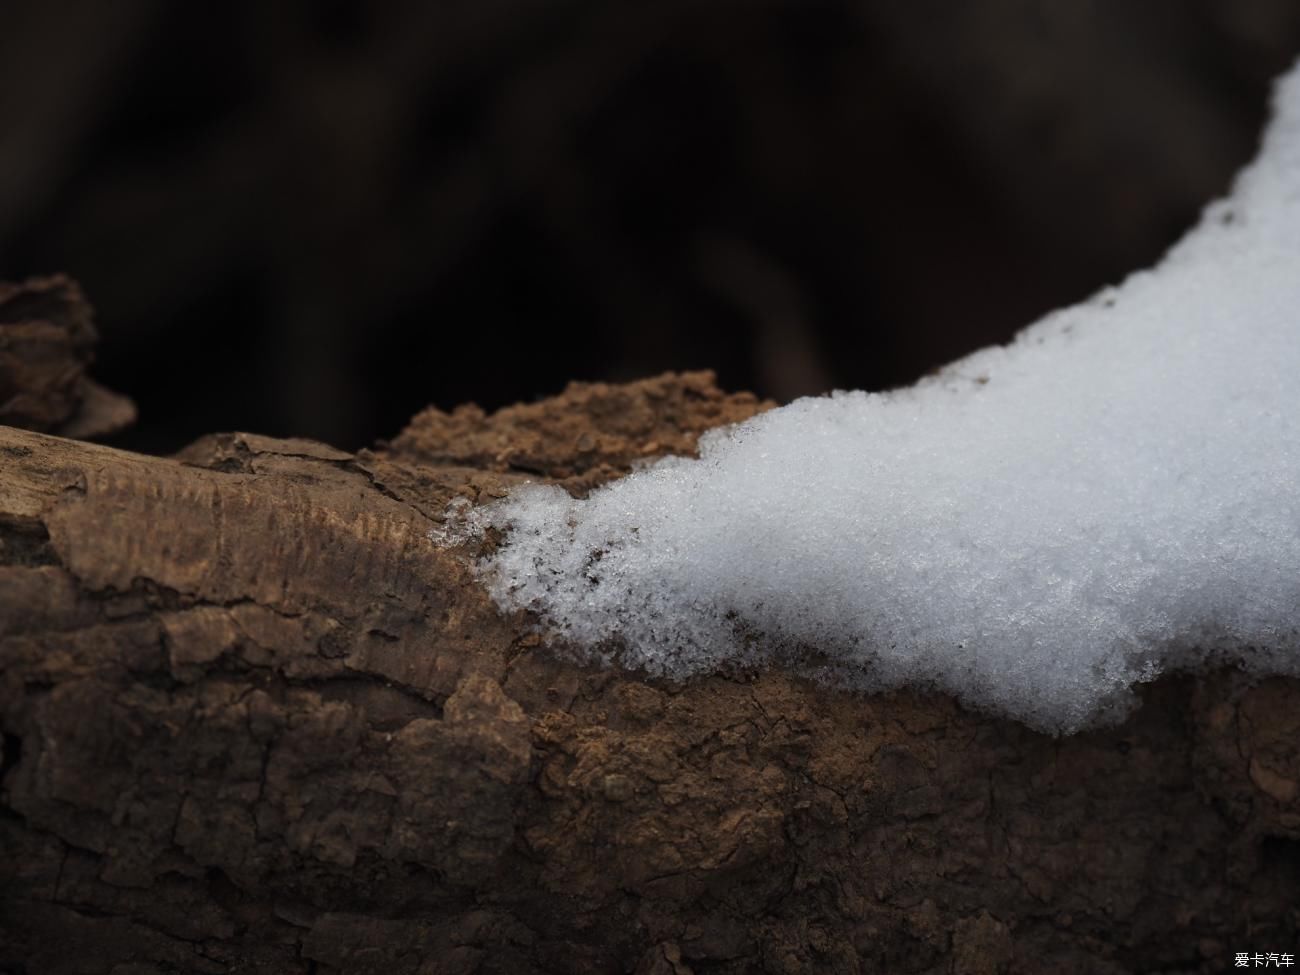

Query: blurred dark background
[3,0,1300,454]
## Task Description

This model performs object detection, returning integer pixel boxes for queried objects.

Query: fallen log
[0,320,1297,973]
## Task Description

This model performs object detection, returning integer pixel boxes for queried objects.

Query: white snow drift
[449,63,1300,734]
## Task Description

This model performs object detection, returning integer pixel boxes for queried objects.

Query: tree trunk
[1,288,1297,974]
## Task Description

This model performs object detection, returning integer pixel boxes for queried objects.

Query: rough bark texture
[2,358,1299,973]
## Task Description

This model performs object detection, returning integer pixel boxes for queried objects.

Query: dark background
[3,0,1300,455]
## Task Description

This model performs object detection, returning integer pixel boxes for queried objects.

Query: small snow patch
[451,62,1300,734]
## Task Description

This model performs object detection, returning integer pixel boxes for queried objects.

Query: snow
[449,62,1300,734]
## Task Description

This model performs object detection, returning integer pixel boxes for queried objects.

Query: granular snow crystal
[450,62,1300,734]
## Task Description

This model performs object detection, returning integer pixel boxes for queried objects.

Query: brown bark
[0,275,135,439]
[1,345,1299,972]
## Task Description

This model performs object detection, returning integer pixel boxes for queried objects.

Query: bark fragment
[0,274,135,438]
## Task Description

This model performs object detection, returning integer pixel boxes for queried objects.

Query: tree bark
[0,274,135,439]
[1,329,1298,973]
